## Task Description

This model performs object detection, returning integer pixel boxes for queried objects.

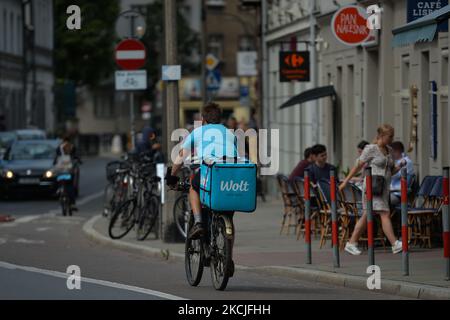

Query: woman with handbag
[339,124,406,255]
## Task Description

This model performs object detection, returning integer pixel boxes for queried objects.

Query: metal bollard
[443,167,450,280]
[401,167,409,276]
[304,169,312,264]
[330,168,340,268]
[365,167,375,266]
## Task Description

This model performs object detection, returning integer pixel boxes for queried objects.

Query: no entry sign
[115,39,147,70]
[331,5,371,46]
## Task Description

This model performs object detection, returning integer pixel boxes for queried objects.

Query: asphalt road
[0,157,404,300]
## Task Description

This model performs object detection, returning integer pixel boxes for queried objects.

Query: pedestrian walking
[339,124,405,255]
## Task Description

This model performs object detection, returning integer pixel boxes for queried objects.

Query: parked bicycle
[108,154,161,241]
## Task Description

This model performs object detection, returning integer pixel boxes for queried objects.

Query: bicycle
[108,158,161,240]
[169,168,235,291]
[173,166,195,239]
[57,173,74,217]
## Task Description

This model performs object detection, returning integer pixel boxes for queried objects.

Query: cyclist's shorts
[191,170,200,193]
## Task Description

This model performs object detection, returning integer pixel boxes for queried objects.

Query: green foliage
[54,0,120,87]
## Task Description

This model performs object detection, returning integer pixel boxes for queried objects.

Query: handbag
[371,153,389,196]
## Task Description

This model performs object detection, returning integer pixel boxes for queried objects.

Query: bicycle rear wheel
[173,194,190,239]
[136,195,160,241]
[210,216,233,291]
[185,216,204,286]
[108,199,136,239]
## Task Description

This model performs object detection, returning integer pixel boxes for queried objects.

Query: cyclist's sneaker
[392,240,402,254]
[189,222,205,240]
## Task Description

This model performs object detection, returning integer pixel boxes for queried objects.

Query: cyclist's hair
[202,102,222,124]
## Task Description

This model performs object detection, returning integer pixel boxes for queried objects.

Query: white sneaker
[344,242,362,255]
[392,240,402,254]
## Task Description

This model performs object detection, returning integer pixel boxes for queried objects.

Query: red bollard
[330,168,340,268]
[304,169,312,264]
[401,167,409,276]
[365,167,375,266]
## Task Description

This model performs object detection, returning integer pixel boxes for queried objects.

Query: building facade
[262,0,450,194]
[0,0,54,132]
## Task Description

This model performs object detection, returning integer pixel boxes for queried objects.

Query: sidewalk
[85,197,450,299]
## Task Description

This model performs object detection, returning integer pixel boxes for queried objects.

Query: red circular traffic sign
[115,39,147,70]
[331,5,371,46]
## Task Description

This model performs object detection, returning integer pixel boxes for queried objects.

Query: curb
[83,215,450,300]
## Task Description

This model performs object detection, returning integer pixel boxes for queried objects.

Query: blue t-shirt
[182,124,237,160]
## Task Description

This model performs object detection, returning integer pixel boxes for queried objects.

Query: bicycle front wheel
[136,195,160,241]
[173,194,190,239]
[108,199,136,239]
[185,216,204,286]
[210,216,233,291]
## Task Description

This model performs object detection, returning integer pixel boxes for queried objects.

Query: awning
[279,85,336,109]
[392,4,450,47]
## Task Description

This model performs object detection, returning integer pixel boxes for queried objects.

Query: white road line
[77,190,104,206]
[0,190,103,228]
[14,238,45,245]
[0,261,187,300]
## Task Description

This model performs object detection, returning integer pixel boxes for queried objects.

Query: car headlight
[44,170,53,178]
[5,170,14,179]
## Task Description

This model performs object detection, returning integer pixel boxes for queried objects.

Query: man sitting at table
[390,141,414,206]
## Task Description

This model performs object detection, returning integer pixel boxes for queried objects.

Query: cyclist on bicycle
[166,102,238,240]
[53,135,81,211]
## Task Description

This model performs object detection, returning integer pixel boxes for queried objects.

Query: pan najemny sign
[279,51,310,82]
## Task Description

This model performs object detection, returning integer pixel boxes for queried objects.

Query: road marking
[77,190,104,206]
[14,238,45,245]
[0,261,187,300]
[36,227,52,232]
[0,190,103,228]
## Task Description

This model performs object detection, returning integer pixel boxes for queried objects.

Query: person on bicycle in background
[54,135,81,211]
[135,126,165,164]
[166,102,238,240]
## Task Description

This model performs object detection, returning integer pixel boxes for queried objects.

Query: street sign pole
[129,92,135,150]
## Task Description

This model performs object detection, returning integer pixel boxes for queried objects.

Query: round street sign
[331,5,371,46]
[115,39,147,70]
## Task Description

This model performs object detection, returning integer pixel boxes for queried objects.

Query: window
[238,35,255,51]
[2,10,6,51]
[94,92,115,118]
[206,0,225,7]
[10,11,14,53]
[208,34,224,60]
[401,55,410,90]
[442,49,448,86]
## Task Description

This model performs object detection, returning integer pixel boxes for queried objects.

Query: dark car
[0,139,60,197]
[0,131,17,159]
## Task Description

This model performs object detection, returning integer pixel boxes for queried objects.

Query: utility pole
[162,0,180,242]
[309,0,319,144]
[201,0,208,105]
